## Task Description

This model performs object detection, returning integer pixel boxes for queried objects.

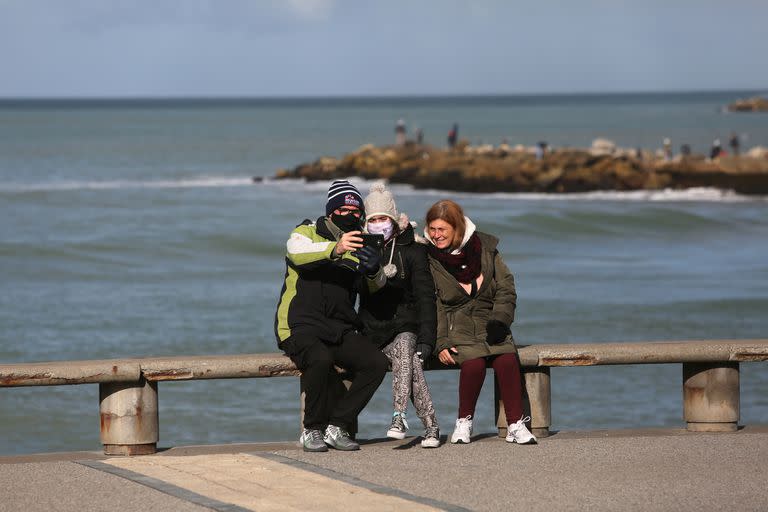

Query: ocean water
[1,92,767,456]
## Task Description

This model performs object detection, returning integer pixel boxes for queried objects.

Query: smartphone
[359,233,385,250]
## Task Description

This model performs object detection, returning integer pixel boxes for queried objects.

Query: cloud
[284,0,335,20]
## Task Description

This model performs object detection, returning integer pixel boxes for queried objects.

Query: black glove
[415,342,433,367]
[485,320,510,345]
[355,245,381,275]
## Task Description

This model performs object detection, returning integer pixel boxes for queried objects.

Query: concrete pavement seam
[75,460,250,512]
[253,451,473,512]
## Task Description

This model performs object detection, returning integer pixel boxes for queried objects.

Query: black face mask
[330,213,362,233]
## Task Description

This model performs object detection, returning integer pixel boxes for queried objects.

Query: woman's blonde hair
[425,200,466,251]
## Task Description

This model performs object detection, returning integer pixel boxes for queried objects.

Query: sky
[1,0,767,98]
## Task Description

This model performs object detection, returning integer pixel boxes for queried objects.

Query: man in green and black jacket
[275,180,389,452]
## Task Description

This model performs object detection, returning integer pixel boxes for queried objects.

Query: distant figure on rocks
[275,180,389,452]
[710,139,723,160]
[535,141,548,160]
[447,123,458,149]
[415,127,424,145]
[681,144,692,158]
[424,200,537,447]
[395,119,407,146]
[663,138,673,161]
[729,132,740,157]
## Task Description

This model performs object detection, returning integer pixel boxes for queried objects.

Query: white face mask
[367,218,395,240]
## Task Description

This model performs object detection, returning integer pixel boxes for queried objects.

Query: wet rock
[728,96,768,112]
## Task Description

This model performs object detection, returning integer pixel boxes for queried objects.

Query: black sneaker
[324,424,360,451]
[386,412,408,440]
[300,428,328,452]
[421,426,440,448]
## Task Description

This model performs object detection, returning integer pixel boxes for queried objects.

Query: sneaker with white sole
[324,424,360,451]
[506,415,537,444]
[299,428,328,452]
[386,412,409,440]
[450,416,473,444]
[421,426,440,448]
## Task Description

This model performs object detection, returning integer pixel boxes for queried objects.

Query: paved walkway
[2,426,767,512]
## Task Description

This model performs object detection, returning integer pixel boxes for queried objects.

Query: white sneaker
[450,416,473,444]
[506,415,537,444]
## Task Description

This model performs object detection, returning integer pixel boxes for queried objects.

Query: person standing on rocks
[710,139,723,160]
[729,132,740,157]
[663,138,673,161]
[447,123,458,149]
[275,180,390,452]
[415,127,424,145]
[424,199,536,446]
[358,182,441,448]
[395,118,407,146]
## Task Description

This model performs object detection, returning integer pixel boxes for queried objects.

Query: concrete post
[683,362,739,432]
[525,367,551,438]
[99,378,158,455]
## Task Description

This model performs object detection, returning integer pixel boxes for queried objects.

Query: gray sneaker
[299,428,328,452]
[324,424,360,451]
[421,426,440,448]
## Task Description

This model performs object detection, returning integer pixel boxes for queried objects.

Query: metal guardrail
[2,339,767,455]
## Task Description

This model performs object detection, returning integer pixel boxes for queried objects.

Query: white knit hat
[364,181,398,222]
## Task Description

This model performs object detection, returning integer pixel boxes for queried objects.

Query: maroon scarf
[428,232,482,283]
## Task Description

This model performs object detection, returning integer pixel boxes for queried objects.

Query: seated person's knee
[374,351,390,375]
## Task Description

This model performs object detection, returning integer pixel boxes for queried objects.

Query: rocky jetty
[728,96,768,112]
[273,140,768,195]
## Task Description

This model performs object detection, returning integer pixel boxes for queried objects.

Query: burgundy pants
[458,352,523,424]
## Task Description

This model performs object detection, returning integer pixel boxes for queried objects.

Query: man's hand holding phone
[335,231,363,256]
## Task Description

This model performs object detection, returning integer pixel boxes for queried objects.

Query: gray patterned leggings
[381,332,438,428]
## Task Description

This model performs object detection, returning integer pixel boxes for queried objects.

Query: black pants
[282,331,389,432]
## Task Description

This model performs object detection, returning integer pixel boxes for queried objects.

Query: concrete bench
[2,339,767,455]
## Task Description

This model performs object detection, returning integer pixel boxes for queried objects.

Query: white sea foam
[3,174,765,203]
[261,178,766,203]
[489,187,761,203]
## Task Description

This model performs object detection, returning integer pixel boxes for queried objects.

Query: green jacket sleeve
[286,224,338,270]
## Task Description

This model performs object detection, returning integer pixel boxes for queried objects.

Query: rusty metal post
[525,367,551,438]
[683,362,739,432]
[99,377,158,455]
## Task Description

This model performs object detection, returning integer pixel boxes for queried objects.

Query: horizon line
[0,87,766,103]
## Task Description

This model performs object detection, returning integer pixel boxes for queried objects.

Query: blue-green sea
[1,92,767,455]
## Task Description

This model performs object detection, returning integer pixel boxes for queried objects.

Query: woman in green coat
[424,199,536,445]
